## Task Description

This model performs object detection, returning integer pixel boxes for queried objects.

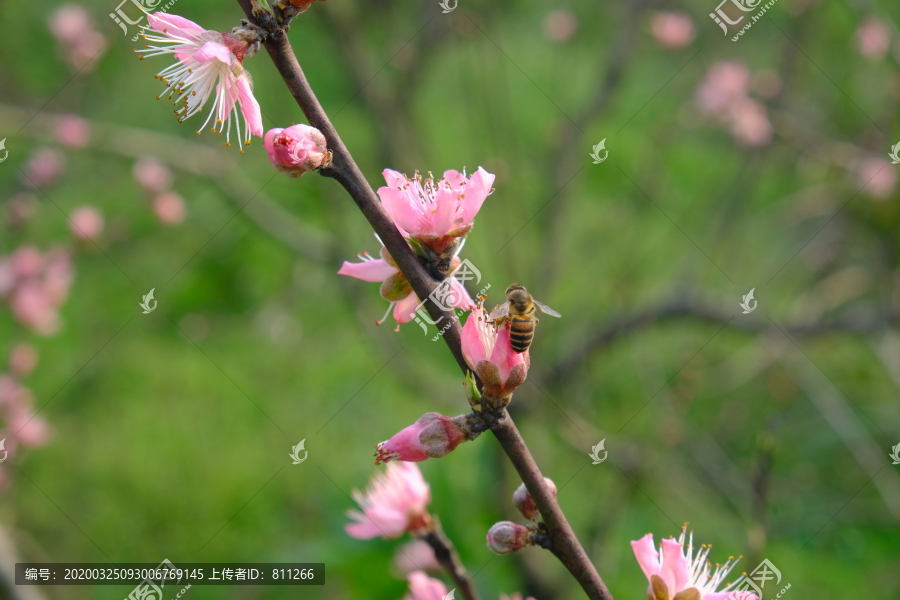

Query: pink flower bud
[513,478,557,522]
[133,157,172,194]
[55,114,90,148]
[264,125,331,177]
[487,521,532,555]
[375,412,469,465]
[23,148,66,188]
[153,192,187,225]
[69,206,104,240]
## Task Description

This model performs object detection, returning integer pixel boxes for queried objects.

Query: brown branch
[420,518,481,600]
[235,3,614,598]
[549,300,900,386]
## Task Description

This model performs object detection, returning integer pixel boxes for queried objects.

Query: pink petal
[338,258,398,282]
[703,594,758,600]
[448,278,475,309]
[378,186,424,236]
[382,169,408,188]
[236,75,263,137]
[393,292,421,324]
[442,169,467,189]
[193,40,233,65]
[461,310,490,369]
[147,12,206,40]
[460,167,495,225]
[430,186,459,237]
[489,329,525,384]
[659,538,688,594]
[631,534,660,583]
[264,128,284,167]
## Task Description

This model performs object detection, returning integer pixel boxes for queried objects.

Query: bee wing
[534,301,562,318]
[488,302,510,320]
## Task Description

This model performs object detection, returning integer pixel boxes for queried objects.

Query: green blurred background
[1,0,899,598]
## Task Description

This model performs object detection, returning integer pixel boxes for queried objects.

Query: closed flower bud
[264,124,331,177]
[513,478,557,522]
[375,412,476,465]
[486,521,533,555]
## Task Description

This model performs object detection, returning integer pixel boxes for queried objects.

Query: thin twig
[420,518,481,600]
[235,3,614,598]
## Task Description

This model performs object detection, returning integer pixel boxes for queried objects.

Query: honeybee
[489,284,562,353]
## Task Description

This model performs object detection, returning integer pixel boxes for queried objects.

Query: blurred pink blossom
[345,462,431,540]
[48,4,107,70]
[728,98,773,146]
[153,192,187,225]
[631,526,757,600]
[5,193,39,228]
[1,247,73,335]
[6,410,51,447]
[394,541,439,573]
[55,114,91,148]
[500,594,537,600]
[404,571,447,600]
[650,12,695,49]
[858,157,896,199]
[23,148,66,188]
[69,206,104,240]
[542,10,578,42]
[856,18,891,60]
[9,344,38,378]
[264,124,331,177]
[697,62,750,116]
[133,157,173,194]
[0,375,51,448]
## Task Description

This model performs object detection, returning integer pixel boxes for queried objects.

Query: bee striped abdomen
[509,316,535,353]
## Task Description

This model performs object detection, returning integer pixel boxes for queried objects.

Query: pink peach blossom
[264,124,331,177]
[650,12,695,49]
[55,114,90,148]
[404,571,447,600]
[375,412,470,464]
[7,410,51,448]
[48,5,106,71]
[137,13,263,149]
[631,526,757,600]
[858,157,896,199]
[345,462,431,540]
[153,192,187,225]
[69,206,104,240]
[461,305,528,397]
[338,246,473,330]
[2,247,73,335]
[23,148,66,188]
[377,167,495,246]
[857,18,891,60]
[133,157,173,194]
[487,521,532,555]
